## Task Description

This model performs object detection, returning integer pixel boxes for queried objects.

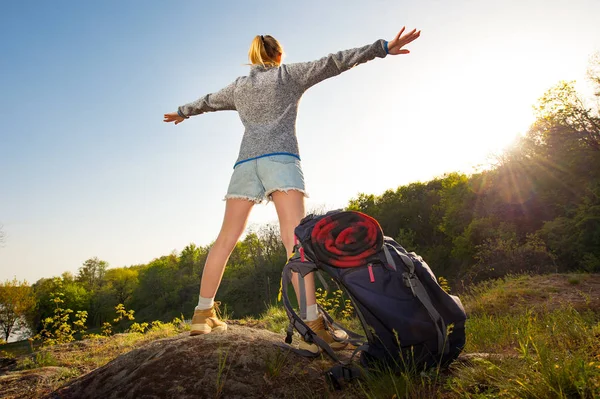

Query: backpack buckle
[402,272,417,296]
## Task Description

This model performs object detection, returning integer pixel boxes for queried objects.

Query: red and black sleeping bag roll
[309,211,384,268]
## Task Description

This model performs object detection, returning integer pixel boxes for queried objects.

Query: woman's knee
[214,228,242,251]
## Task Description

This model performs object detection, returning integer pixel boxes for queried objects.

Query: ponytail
[248,35,283,67]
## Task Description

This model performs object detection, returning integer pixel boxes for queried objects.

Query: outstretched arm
[285,27,420,90]
[163,80,238,125]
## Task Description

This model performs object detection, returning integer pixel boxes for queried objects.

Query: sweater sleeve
[284,39,388,91]
[178,80,237,117]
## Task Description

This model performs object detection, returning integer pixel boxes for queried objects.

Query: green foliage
[468,233,557,283]
[17,350,58,370]
[179,243,207,278]
[149,320,165,330]
[216,225,287,318]
[113,303,135,324]
[77,257,108,292]
[32,274,92,336]
[437,276,451,294]
[104,267,138,305]
[438,172,477,239]
[170,314,188,331]
[315,288,354,319]
[581,253,600,273]
[127,322,149,334]
[539,185,600,271]
[33,281,88,346]
[97,304,136,336]
[101,322,113,336]
[72,311,88,335]
[130,254,183,321]
[533,80,600,151]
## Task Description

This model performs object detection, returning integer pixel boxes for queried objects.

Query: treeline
[2,59,599,340]
[28,223,288,333]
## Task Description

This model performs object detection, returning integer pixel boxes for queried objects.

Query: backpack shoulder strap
[280,259,343,363]
[387,245,449,355]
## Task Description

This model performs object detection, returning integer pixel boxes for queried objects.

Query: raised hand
[164,112,185,125]
[387,27,421,55]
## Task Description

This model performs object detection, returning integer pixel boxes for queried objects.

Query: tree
[467,233,557,283]
[533,80,600,151]
[72,258,108,326]
[77,257,108,291]
[104,268,139,305]
[131,255,181,320]
[179,243,208,278]
[0,278,36,341]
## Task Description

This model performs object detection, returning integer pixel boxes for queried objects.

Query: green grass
[341,303,600,399]
[1,338,34,357]
[463,274,548,316]
[259,304,290,333]
[451,306,600,398]
[3,321,184,373]
[215,346,232,399]
[17,350,58,370]
[263,348,290,379]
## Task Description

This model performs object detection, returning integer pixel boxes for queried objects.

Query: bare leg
[199,198,255,298]
[271,190,316,306]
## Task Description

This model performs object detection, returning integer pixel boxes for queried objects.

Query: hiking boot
[190,302,227,336]
[298,315,348,353]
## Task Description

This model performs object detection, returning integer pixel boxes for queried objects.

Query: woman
[164,27,421,351]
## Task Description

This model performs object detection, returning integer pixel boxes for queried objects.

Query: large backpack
[278,210,467,386]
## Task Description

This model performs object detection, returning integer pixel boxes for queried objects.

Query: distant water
[6,319,32,343]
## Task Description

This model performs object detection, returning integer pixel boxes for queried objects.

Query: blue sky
[1,0,600,283]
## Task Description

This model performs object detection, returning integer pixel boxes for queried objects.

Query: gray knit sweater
[178,39,388,167]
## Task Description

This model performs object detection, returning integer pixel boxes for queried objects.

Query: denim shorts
[224,154,307,203]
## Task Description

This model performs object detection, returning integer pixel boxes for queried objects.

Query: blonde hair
[248,35,283,67]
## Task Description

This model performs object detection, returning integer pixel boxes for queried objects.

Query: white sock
[304,304,319,322]
[195,295,214,311]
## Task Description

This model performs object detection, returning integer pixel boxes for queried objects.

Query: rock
[45,325,344,399]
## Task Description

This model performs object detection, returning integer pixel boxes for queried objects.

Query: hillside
[1,273,599,398]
